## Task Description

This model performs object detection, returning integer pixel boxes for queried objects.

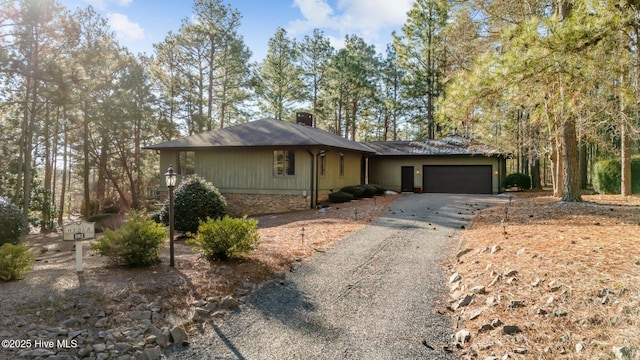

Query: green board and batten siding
[160,148,363,197]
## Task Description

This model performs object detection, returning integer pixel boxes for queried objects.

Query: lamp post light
[164,165,177,267]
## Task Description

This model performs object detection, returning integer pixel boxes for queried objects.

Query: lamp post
[164,165,176,267]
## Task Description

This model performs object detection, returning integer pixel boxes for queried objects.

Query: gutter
[306,149,315,209]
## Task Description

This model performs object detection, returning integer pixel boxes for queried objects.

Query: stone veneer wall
[223,193,310,216]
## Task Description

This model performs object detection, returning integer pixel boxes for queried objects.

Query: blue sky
[56,0,414,61]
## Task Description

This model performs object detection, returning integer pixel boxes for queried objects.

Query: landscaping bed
[450,191,640,359]
[0,195,398,359]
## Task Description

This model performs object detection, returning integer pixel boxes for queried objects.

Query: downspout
[306,149,315,209]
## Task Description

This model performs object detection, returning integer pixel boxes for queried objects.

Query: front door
[401,166,414,192]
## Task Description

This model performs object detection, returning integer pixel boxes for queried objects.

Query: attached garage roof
[365,135,509,157]
[145,118,375,154]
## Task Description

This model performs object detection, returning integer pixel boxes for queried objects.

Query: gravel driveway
[168,193,506,360]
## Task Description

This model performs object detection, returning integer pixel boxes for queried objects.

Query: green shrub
[329,191,354,203]
[0,197,29,246]
[340,185,365,199]
[0,243,35,281]
[360,184,378,198]
[188,216,259,261]
[90,212,167,267]
[158,176,227,233]
[505,173,531,191]
[370,184,387,196]
[594,156,640,194]
[594,159,621,194]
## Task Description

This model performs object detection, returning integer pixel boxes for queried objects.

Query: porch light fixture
[164,165,176,267]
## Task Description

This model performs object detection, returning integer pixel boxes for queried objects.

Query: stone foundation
[223,193,311,216]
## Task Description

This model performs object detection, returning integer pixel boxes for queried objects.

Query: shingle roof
[145,118,375,154]
[365,135,510,157]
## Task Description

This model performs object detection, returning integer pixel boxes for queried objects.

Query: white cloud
[288,0,412,50]
[108,13,144,40]
[83,0,132,10]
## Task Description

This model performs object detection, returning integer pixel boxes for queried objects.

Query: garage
[366,135,509,194]
[422,165,493,194]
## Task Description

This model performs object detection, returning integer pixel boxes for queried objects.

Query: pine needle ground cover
[452,192,640,359]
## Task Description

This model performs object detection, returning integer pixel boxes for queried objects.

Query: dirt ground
[0,194,399,334]
[452,191,640,359]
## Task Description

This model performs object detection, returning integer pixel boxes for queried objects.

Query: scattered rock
[612,346,632,359]
[478,324,493,333]
[221,295,239,310]
[450,272,462,284]
[485,296,497,306]
[92,343,107,352]
[17,349,55,357]
[128,293,148,305]
[60,317,81,328]
[516,248,526,256]
[553,309,568,317]
[502,325,521,335]
[575,343,584,353]
[503,269,518,277]
[548,280,562,292]
[95,317,109,328]
[468,309,483,321]
[455,329,471,344]
[191,299,206,307]
[506,300,525,311]
[490,245,501,254]
[490,318,502,328]
[141,346,163,360]
[127,311,151,321]
[470,285,486,294]
[488,274,502,287]
[155,327,171,348]
[456,294,475,308]
[514,348,528,354]
[531,277,541,287]
[456,248,473,259]
[170,325,188,344]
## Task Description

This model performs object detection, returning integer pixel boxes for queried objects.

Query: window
[178,151,195,175]
[274,150,295,176]
[339,153,345,177]
[319,153,326,177]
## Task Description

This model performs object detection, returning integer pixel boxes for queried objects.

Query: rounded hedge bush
[593,159,621,194]
[370,184,387,196]
[360,184,378,198]
[90,211,167,267]
[340,185,365,199]
[505,173,531,191]
[158,176,227,233]
[329,191,354,203]
[0,243,35,281]
[0,197,28,246]
[188,216,259,261]
[593,156,640,194]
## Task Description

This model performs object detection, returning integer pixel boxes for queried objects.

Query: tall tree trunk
[58,116,68,226]
[43,102,52,232]
[561,118,582,202]
[578,135,588,189]
[82,102,91,219]
[621,119,631,196]
[551,130,563,197]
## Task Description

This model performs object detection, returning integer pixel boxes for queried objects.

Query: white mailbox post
[63,221,95,272]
